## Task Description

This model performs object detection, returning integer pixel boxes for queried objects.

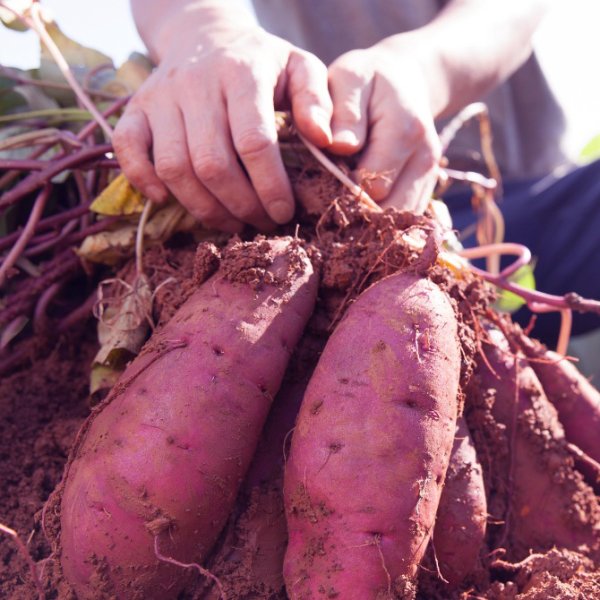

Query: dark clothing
[447,159,600,345]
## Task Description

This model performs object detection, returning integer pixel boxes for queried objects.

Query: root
[154,536,227,600]
[0,521,44,600]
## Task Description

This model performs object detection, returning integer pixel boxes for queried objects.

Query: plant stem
[0,185,51,288]
[0,143,112,210]
[27,2,114,140]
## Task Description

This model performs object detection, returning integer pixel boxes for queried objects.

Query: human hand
[327,36,442,214]
[113,23,332,232]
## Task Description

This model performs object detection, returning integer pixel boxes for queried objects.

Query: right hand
[113,25,333,232]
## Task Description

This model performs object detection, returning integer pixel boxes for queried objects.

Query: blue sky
[1,0,599,156]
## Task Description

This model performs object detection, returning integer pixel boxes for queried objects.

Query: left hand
[327,36,442,214]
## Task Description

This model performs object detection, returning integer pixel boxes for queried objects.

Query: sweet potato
[283,272,461,599]
[201,377,309,600]
[517,333,600,467]
[468,327,600,559]
[48,237,318,599]
[432,417,487,586]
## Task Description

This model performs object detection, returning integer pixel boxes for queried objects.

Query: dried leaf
[77,223,137,265]
[89,275,152,401]
[78,202,198,265]
[90,174,145,216]
[89,363,122,403]
[94,275,152,366]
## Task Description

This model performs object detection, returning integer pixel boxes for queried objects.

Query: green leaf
[495,263,536,313]
[580,134,600,164]
[0,76,28,114]
[37,20,114,104]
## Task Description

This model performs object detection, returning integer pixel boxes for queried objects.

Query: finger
[113,110,169,203]
[149,107,243,233]
[327,56,372,155]
[226,76,295,224]
[379,148,440,214]
[180,90,276,231]
[356,79,440,204]
[286,50,332,146]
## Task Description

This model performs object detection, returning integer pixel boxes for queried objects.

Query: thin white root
[0,522,44,600]
[154,536,227,600]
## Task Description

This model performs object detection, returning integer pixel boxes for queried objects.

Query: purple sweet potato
[202,377,309,600]
[517,333,600,468]
[48,237,318,599]
[433,417,487,586]
[283,272,462,599]
[468,327,600,559]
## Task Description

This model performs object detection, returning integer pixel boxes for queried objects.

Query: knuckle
[155,155,189,183]
[112,125,135,156]
[191,149,229,182]
[121,161,147,186]
[231,202,260,222]
[235,128,274,158]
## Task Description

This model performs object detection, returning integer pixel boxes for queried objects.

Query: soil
[1,171,599,598]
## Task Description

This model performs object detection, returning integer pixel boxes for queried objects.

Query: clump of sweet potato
[44,237,318,599]
[466,326,600,560]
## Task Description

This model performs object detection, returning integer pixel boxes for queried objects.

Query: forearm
[383,0,554,118]
[131,0,258,62]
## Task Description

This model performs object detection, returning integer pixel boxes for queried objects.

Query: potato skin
[518,334,600,467]
[469,328,600,559]
[433,417,487,586]
[283,272,461,600]
[54,238,318,599]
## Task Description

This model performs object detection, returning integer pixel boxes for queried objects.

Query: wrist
[148,1,260,62]
[372,29,450,118]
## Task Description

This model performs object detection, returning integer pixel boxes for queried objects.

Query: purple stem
[24,219,78,257]
[0,202,93,253]
[57,289,98,332]
[471,266,600,315]
[0,159,45,171]
[33,281,62,332]
[0,96,128,191]
[0,185,51,288]
[0,64,120,101]
[0,143,112,210]
[0,249,80,329]
[62,216,120,246]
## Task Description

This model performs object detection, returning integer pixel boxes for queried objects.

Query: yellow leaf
[90,174,145,216]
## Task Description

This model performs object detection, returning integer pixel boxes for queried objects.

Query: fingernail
[332,129,359,147]
[309,106,332,143]
[269,199,294,224]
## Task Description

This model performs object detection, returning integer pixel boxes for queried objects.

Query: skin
[114,0,552,230]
